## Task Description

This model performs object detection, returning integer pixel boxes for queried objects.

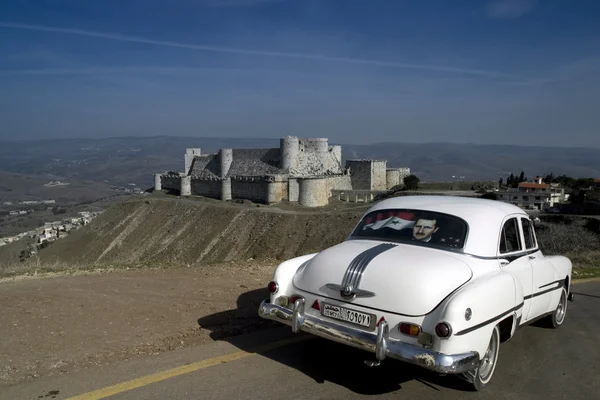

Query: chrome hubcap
[556,291,566,324]
[478,332,498,381]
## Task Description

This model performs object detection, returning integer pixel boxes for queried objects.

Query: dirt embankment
[35,198,363,268]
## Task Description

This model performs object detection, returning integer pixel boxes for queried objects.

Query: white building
[496,176,567,210]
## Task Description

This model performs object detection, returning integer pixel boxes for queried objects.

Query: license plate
[322,303,374,329]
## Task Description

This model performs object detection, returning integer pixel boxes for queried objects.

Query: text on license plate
[322,303,373,328]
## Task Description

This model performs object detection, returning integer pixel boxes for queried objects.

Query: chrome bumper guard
[258,298,479,374]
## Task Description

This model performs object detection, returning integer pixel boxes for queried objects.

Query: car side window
[521,218,537,249]
[500,217,522,254]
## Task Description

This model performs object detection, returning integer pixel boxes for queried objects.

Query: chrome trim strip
[524,284,562,300]
[455,302,524,336]
[259,300,480,374]
[539,279,564,289]
[332,243,397,299]
[341,243,397,289]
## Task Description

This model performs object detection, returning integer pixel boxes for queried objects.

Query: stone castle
[153,136,410,207]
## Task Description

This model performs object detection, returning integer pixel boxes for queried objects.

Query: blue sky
[0,0,599,146]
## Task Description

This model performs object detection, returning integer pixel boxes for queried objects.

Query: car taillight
[399,323,421,337]
[267,281,278,294]
[435,322,452,338]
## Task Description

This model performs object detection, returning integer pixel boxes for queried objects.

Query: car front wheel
[461,324,500,391]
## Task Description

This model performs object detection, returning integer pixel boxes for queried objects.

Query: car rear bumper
[258,298,479,374]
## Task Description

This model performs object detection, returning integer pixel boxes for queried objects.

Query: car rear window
[350,209,468,249]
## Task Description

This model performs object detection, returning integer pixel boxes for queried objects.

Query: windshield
[349,208,468,249]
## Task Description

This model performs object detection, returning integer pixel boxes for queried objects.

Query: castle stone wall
[346,160,387,191]
[267,178,288,204]
[191,178,222,199]
[231,177,271,203]
[185,148,201,174]
[161,174,182,192]
[298,177,329,207]
[346,160,372,190]
[288,179,299,202]
[397,167,411,181]
[327,175,352,192]
[386,168,411,189]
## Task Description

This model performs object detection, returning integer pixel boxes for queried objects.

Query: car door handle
[528,255,536,259]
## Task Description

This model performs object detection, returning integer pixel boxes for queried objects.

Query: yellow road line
[67,335,312,400]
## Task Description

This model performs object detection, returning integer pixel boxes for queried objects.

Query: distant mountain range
[1,136,599,187]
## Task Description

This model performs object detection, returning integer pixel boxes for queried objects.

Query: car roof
[365,195,530,258]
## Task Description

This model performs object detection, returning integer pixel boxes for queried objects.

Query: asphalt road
[3,280,599,400]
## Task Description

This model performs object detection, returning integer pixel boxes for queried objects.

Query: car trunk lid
[292,240,473,316]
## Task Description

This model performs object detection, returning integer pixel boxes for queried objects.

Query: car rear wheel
[545,286,568,328]
[460,325,500,391]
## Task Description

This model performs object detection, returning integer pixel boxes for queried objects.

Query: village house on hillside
[153,136,410,207]
[496,176,568,211]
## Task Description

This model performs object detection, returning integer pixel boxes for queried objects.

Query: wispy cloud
[485,0,538,18]
[0,66,264,76]
[202,0,290,7]
[0,22,522,80]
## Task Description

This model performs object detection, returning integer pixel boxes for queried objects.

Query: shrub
[536,219,600,255]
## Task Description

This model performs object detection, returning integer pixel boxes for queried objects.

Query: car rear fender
[427,270,520,359]
[270,253,317,302]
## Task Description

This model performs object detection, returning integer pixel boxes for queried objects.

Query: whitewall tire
[461,325,500,391]
[547,287,568,328]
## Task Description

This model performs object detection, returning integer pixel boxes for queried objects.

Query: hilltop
[31,196,364,269]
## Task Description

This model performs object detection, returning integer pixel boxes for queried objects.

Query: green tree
[498,177,503,188]
[543,172,554,183]
[519,171,525,182]
[403,174,420,190]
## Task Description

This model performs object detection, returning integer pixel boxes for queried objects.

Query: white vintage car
[258,195,574,390]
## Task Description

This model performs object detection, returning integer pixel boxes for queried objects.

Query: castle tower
[184,148,201,175]
[298,177,329,207]
[219,148,233,178]
[221,178,232,201]
[153,173,162,191]
[329,145,342,171]
[280,136,299,171]
[307,138,329,174]
[180,176,191,196]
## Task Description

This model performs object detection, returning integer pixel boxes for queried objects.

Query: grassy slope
[34,197,363,268]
